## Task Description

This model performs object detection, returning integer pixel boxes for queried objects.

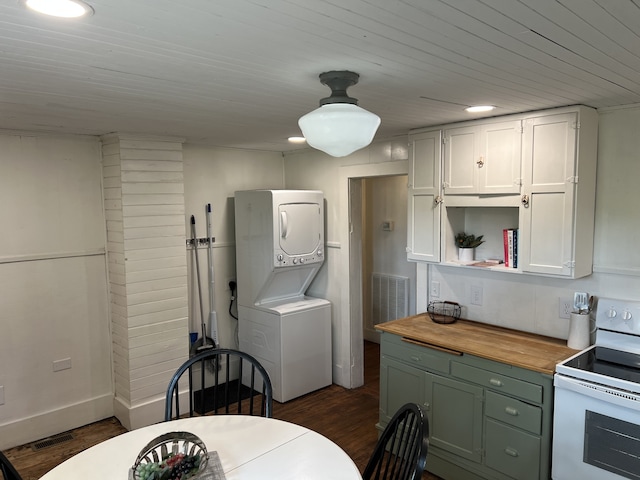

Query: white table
[39,415,362,480]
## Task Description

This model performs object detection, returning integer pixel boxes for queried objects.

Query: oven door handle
[555,374,640,409]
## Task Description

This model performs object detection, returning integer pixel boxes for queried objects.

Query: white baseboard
[113,395,165,431]
[0,394,114,450]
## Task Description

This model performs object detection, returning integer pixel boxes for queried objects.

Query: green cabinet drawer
[485,419,541,480]
[381,334,452,374]
[485,391,542,435]
[451,362,542,403]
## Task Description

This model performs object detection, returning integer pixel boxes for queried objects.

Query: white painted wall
[182,145,285,350]
[363,175,417,341]
[0,133,112,449]
[283,139,411,387]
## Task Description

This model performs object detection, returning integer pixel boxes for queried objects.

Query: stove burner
[564,347,640,384]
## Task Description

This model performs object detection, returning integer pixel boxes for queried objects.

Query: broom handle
[191,215,206,341]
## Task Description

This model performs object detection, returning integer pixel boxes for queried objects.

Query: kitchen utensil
[573,292,589,314]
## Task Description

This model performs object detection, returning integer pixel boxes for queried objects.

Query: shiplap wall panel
[128,287,188,306]
[102,134,189,415]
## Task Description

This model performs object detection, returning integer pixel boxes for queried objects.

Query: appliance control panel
[596,297,640,336]
[274,248,324,267]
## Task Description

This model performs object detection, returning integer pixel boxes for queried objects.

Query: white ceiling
[1,0,639,152]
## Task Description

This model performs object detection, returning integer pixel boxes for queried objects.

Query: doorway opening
[348,174,416,381]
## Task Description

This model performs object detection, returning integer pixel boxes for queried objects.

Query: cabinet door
[520,113,577,276]
[379,355,427,425]
[407,130,442,262]
[426,372,484,463]
[443,126,477,194]
[444,121,522,195]
[479,121,522,194]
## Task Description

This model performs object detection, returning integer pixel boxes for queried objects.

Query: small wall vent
[372,273,409,325]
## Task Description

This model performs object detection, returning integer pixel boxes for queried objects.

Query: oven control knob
[277,254,284,262]
[293,258,298,264]
[606,307,617,319]
[622,310,633,321]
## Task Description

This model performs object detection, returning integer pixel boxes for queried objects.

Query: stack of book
[503,228,518,268]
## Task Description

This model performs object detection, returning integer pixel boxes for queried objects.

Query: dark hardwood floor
[3,341,440,479]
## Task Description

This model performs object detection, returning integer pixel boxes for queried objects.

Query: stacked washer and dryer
[234,190,332,402]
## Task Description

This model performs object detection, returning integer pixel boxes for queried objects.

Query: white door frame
[338,160,408,388]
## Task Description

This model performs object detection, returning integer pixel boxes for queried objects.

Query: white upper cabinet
[407,129,442,263]
[443,120,522,195]
[519,108,598,278]
[408,106,598,279]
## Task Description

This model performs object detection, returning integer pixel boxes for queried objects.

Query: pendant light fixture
[298,71,381,157]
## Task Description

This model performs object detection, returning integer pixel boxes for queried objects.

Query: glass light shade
[298,103,381,157]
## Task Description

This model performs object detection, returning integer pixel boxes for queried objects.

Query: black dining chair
[0,451,23,480]
[362,403,429,480]
[164,348,273,421]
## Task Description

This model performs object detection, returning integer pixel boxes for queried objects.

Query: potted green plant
[455,232,484,262]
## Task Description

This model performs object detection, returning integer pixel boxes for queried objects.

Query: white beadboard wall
[101,134,189,429]
[0,133,112,450]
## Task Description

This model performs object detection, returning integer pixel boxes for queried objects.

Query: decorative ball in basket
[427,301,461,324]
[132,432,208,480]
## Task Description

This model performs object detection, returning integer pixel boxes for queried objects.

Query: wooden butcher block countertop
[375,314,579,375]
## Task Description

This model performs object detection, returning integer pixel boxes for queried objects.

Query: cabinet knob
[477,156,484,167]
[423,402,430,411]
[521,194,529,207]
[504,447,519,458]
[489,378,503,387]
[434,195,443,205]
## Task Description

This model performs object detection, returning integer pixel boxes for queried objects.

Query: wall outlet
[430,281,440,298]
[559,298,573,319]
[53,357,72,372]
[471,285,483,306]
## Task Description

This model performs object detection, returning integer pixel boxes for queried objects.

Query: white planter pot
[458,247,475,262]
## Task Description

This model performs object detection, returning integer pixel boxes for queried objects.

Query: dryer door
[278,203,322,256]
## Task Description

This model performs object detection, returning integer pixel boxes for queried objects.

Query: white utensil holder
[567,312,593,350]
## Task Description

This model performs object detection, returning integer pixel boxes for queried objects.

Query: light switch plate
[0,385,5,405]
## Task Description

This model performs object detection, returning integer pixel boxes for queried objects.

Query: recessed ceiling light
[23,0,94,18]
[465,105,495,113]
[288,136,307,144]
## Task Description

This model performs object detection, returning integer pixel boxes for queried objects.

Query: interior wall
[362,175,416,342]
[0,133,112,450]
[283,139,410,387]
[181,145,285,350]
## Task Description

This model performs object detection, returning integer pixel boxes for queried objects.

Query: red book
[503,229,510,267]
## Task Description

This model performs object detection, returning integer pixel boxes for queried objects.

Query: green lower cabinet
[379,355,427,424]
[378,331,553,480]
[484,419,541,480]
[428,374,483,463]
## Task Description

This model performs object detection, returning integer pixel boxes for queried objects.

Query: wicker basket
[132,431,208,480]
[427,301,461,324]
